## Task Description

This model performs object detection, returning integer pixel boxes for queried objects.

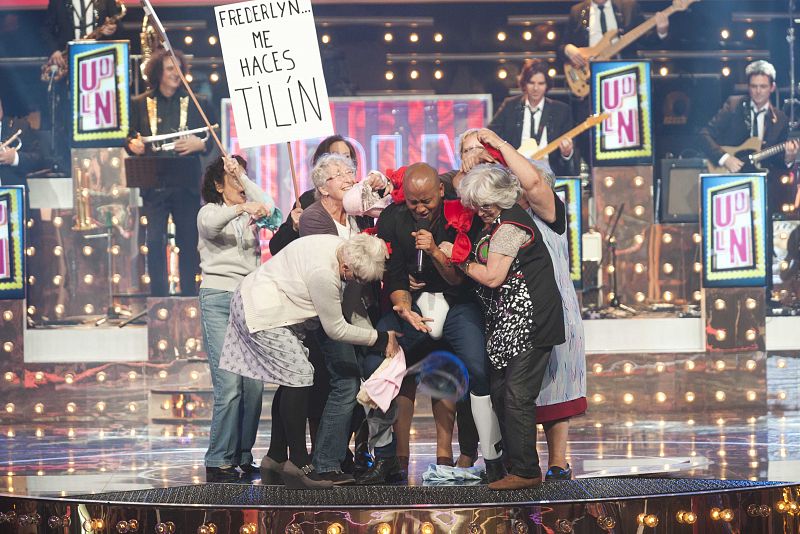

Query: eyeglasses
[461,145,485,156]
[326,169,356,182]
[476,204,496,213]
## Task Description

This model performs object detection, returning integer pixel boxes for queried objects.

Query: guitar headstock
[585,113,611,128]
[672,0,698,12]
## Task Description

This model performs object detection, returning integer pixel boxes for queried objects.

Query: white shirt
[717,103,770,167]
[588,1,618,47]
[521,100,548,147]
[71,0,96,40]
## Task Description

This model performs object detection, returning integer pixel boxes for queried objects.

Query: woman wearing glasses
[296,152,384,484]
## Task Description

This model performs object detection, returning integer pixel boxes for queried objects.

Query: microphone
[47,65,58,92]
[415,218,431,274]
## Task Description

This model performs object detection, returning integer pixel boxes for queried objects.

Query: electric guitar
[517,112,609,159]
[706,137,789,174]
[564,0,697,98]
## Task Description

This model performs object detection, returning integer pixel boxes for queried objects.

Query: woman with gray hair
[448,163,565,490]
[219,233,399,490]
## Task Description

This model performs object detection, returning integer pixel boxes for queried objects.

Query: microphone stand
[47,68,60,173]
[788,0,798,128]
[605,203,636,314]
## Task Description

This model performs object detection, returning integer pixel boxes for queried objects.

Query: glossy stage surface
[0,403,798,500]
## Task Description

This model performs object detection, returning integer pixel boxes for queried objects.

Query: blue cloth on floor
[421,464,484,484]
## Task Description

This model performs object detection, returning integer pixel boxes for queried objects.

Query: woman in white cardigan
[219,233,399,489]
[197,156,274,482]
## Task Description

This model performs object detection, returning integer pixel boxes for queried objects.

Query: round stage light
[655,392,666,403]
[82,245,93,256]
[661,232,673,244]
[434,33,443,43]
[384,32,393,42]
[745,329,757,341]
[635,292,645,303]
[715,390,726,401]
[720,29,730,39]
[321,34,331,44]
[603,176,615,188]
[522,31,532,41]
[663,291,673,302]
[34,403,44,414]
[409,32,419,43]
[4,403,13,414]
[633,204,645,216]
[385,70,395,81]
[662,262,673,274]
[655,362,665,373]
[546,30,556,40]
[715,359,726,371]
[715,329,727,341]
[376,523,392,534]
[622,393,634,404]
[685,392,695,402]
[745,28,755,38]
[746,359,757,370]
[420,522,434,534]
[433,70,444,80]
[496,31,507,42]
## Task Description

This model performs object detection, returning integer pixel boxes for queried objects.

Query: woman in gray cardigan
[197,156,274,482]
[219,233,399,489]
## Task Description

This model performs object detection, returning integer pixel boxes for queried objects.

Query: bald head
[403,163,443,221]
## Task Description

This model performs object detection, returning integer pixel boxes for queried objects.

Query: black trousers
[141,187,200,297]
[490,346,553,479]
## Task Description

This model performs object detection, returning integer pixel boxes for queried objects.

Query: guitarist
[488,59,580,176]
[699,60,799,176]
[558,0,670,161]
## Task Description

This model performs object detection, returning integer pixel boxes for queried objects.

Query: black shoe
[316,470,355,485]
[238,463,260,474]
[355,456,405,485]
[353,445,374,476]
[484,458,508,484]
[206,466,240,483]
[545,464,572,481]
[341,448,355,474]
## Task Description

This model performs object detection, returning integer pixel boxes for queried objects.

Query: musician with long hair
[126,49,217,297]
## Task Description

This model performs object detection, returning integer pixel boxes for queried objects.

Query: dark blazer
[42,0,121,53]
[558,0,659,64]
[0,116,44,187]
[298,199,373,238]
[698,95,790,170]
[488,95,580,176]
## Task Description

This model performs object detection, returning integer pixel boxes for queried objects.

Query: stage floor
[1,406,799,499]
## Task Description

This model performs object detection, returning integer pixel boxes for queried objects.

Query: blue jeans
[311,329,362,472]
[362,300,490,458]
[200,288,264,468]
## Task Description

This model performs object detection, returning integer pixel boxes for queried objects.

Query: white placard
[214,0,333,148]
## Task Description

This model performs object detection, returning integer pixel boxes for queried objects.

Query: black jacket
[557,0,661,65]
[488,95,580,176]
[0,116,44,187]
[42,0,121,53]
[698,95,790,170]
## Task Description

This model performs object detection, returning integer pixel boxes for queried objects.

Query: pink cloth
[342,173,393,217]
[357,348,407,412]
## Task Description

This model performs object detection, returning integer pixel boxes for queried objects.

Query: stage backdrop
[221,94,492,214]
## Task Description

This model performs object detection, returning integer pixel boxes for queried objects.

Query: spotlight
[720,29,730,39]
[409,32,419,43]
[433,69,443,80]
[384,32,393,42]
[184,35,193,45]
[185,73,193,83]
[745,28,755,38]
[522,31,532,41]
[210,72,220,83]
[548,67,557,77]
[208,35,217,45]
[498,68,508,79]
[496,31,507,42]
[433,32,443,42]
[385,70,395,81]
[722,66,731,77]
[409,69,419,80]
[546,30,556,40]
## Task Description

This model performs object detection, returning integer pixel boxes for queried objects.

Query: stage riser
[0,486,798,534]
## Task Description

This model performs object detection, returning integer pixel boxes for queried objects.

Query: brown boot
[488,474,542,490]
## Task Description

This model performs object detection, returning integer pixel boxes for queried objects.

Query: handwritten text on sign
[711,185,754,270]
[600,70,640,150]
[78,51,118,132]
[215,0,333,148]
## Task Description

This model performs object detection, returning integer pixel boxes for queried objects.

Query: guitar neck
[597,6,677,61]
[532,118,597,160]
[752,142,787,164]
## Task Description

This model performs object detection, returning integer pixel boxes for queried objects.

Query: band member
[0,95,43,187]
[699,60,799,213]
[42,0,121,71]
[488,59,579,176]
[127,49,216,297]
[559,0,669,70]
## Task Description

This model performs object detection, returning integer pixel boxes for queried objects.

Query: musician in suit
[42,0,121,72]
[127,49,216,297]
[559,0,669,70]
[699,61,799,175]
[488,59,579,176]
[0,96,43,188]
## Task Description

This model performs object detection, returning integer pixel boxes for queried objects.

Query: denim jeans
[311,329,362,472]
[362,300,490,458]
[200,288,264,467]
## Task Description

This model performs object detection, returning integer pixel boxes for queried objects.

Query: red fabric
[386,166,407,203]
[482,141,508,166]
[360,227,391,256]
[536,397,587,423]
[443,200,475,264]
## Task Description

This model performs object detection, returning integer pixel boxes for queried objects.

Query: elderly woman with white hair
[219,233,398,490]
[450,164,565,490]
